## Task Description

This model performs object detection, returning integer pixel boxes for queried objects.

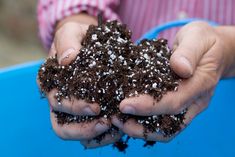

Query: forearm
[216,26,235,78]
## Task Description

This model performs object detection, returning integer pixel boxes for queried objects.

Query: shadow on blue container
[0,19,234,157]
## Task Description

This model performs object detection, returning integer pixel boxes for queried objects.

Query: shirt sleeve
[37,0,120,50]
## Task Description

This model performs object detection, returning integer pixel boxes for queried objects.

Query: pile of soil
[38,17,186,151]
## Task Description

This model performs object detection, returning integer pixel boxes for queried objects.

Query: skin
[115,24,235,142]
[38,13,235,148]
[39,13,124,147]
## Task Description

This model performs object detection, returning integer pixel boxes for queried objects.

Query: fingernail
[82,107,95,115]
[58,48,75,64]
[179,56,193,75]
[95,123,108,133]
[121,105,135,114]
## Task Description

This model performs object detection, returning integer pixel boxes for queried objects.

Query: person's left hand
[111,21,233,141]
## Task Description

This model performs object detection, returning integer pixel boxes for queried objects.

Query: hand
[112,21,235,141]
[80,126,124,149]
[37,13,122,147]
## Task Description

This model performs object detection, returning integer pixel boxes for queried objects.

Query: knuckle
[55,23,74,42]
[181,21,212,38]
[56,22,84,38]
[57,22,74,34]
[188,21,210,32]
[191,25,205,33]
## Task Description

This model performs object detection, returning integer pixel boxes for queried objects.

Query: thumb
[170,22,216,78]
[54,22,88,65]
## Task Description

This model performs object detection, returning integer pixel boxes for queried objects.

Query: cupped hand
[112,21,231,141]
[37,14,122,147]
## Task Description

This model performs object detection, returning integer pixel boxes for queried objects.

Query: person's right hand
[37,13,123,148]
[112,22,235,142]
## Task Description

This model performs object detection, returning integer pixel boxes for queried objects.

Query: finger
[54,22,88,65]
[111,116,167,142]
[49,42,57,57]
[112,116,171,142]
[120,70,215,115]
[183,96,210,127]
[50,111,110,140]
[114,99,209,142]
[171,21,216,78]
[80,129,124,149]
[167,99,209,139]
[48,89,100,116]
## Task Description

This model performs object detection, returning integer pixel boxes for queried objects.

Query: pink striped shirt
[37,0,235,50]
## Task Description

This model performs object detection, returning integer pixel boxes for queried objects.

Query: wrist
[215,26,235,78]
[56,12,98,32]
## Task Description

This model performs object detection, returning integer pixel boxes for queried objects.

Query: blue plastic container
[0,19,235,157]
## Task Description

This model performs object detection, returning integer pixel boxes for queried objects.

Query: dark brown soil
[112,136,130,153]
[38,18,186,152]
[143,141,157,147]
